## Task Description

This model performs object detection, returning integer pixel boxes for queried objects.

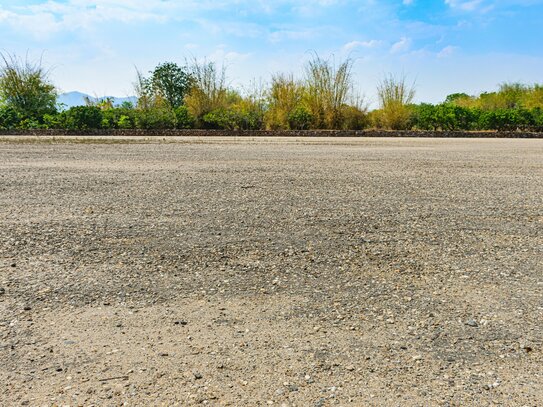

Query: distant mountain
[58,91,137,109]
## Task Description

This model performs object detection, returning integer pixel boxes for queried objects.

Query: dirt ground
[1,136,542,406]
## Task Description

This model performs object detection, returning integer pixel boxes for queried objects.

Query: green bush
[42,113,63,129]
[0,105,21,129]
[532,108,543,130]
[235,108,264,130]
[202,108,237,130]
[341,105,368,130]
[412,104,481,131]
[174,105,195,129]
[287,106,313,130]
[62,106,103,130]
[117,115,133,129]
[102,107,137,129]
[477,108,533,131]
[135,107,176,129]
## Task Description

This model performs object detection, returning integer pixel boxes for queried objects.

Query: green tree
[0,53,57,120]
[149,62,192,109]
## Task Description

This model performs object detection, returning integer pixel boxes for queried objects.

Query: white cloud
[437,45,458,58]
[390,37,412,53]
[403,0,414,5]
[444,0,484,11]
[343,40,382,51]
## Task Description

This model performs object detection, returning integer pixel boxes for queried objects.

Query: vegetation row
[1,53,542,132]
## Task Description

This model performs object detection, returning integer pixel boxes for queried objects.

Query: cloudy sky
[1,0,542,106]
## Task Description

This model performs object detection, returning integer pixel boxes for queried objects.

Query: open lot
[1,136,542,406]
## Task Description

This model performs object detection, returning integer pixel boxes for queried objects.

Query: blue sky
[1,0,542,106]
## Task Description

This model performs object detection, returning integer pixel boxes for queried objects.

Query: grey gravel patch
[0,137,542,406]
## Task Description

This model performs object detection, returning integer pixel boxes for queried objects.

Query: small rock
[287,384,298,392]
[0,287,5,295]
[10,263,16,268]
[466,319,478,327]
[174,320,188,326]
[193,372,203,380]
[314,398,326,407]
[159,352,169,357]
[23,306,32,311]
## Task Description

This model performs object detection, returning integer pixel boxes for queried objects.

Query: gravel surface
[1,136,542,406]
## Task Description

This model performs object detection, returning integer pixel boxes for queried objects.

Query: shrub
[62,106,103,129]
[174,105,195,129]
[287,106,313,130]
[102,107,137,129]
[201,108,237,130]
[135,107,176,129]
[0,105,21,129]
[0,53,57,120]
[42,113,63,129]
[117,115,133,129]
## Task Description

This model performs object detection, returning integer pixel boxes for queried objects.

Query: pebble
[466,319,478,327]
[0,287,5,295]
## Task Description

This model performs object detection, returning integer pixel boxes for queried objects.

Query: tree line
[1,53,542,131]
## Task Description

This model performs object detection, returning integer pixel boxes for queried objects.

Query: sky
[1,0,542,107]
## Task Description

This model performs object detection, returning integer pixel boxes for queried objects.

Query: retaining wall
[1,129,543,138]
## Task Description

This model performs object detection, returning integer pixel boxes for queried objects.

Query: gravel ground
[0,136,542,406]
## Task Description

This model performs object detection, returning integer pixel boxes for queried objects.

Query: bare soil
[1,136,542,406]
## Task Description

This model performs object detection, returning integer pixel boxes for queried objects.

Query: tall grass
[304,55,355,129]
[266,74,305,129]
[376,74,416,130]
[184,59,228,123]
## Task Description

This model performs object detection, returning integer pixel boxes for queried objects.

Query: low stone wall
[1,129,543,138]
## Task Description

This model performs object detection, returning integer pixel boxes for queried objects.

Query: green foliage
[135,107,176,129]
[201,108,237,130]
[117,115,133,129]
[411,103,480,130]
[341,105,368,130]
[287,106,313,130]
[62,106,103,130]
[148,62,192,109]
[0,53,57,120]
[102,107,137,129]
[173,105,195,129]
[477,108,534,131]
[532,107,543,129]
[0,105,21,129]
[444,93,470,104]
